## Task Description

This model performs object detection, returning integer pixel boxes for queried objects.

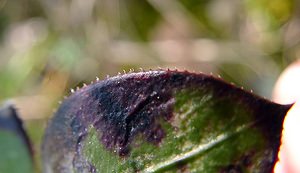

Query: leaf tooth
[129,69,134,73]
[118,72,122,75]
[139,68,144,72]
[217,74,222,78]
[123,69,126,74]
[70,88,75,93]
[241,86,244,90]
[96,76,100,81]
[250,89,253,93]
[210,72,214,76]
[83,83,87,87]
[106,75,110,79]
[76,86,80,91]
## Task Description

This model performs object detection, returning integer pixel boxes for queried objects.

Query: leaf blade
[42,70,291,173]
[0,104,33,173]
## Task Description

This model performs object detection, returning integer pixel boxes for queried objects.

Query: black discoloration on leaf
[219,151,255,173]
[42,70,292,173]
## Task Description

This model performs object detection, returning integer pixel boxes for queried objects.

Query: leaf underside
[42,70,291,173]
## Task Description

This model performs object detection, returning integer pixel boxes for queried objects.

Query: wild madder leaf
[42,70,292,173]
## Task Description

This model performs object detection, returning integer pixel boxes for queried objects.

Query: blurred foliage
[0,0,299,172]
[0,131,33,173]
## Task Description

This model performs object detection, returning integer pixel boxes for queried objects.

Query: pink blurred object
[273,60,300,173]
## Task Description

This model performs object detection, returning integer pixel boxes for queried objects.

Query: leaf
[0,104,33,173]
[42,70,292,173]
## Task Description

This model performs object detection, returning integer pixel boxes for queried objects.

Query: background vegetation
[0,0,299,172]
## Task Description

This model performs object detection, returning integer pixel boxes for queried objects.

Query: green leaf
[42,70,291,173]
[0,104,33,173]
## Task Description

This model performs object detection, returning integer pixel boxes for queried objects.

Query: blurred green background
[0,0,299,172]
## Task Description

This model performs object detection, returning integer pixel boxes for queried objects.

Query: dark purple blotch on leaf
[42,70,292,173]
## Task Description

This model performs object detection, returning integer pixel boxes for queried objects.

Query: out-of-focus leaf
[0,104,33,173]
[245,0,294,26]
[119,0,161,41]
[42,70,291,173]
